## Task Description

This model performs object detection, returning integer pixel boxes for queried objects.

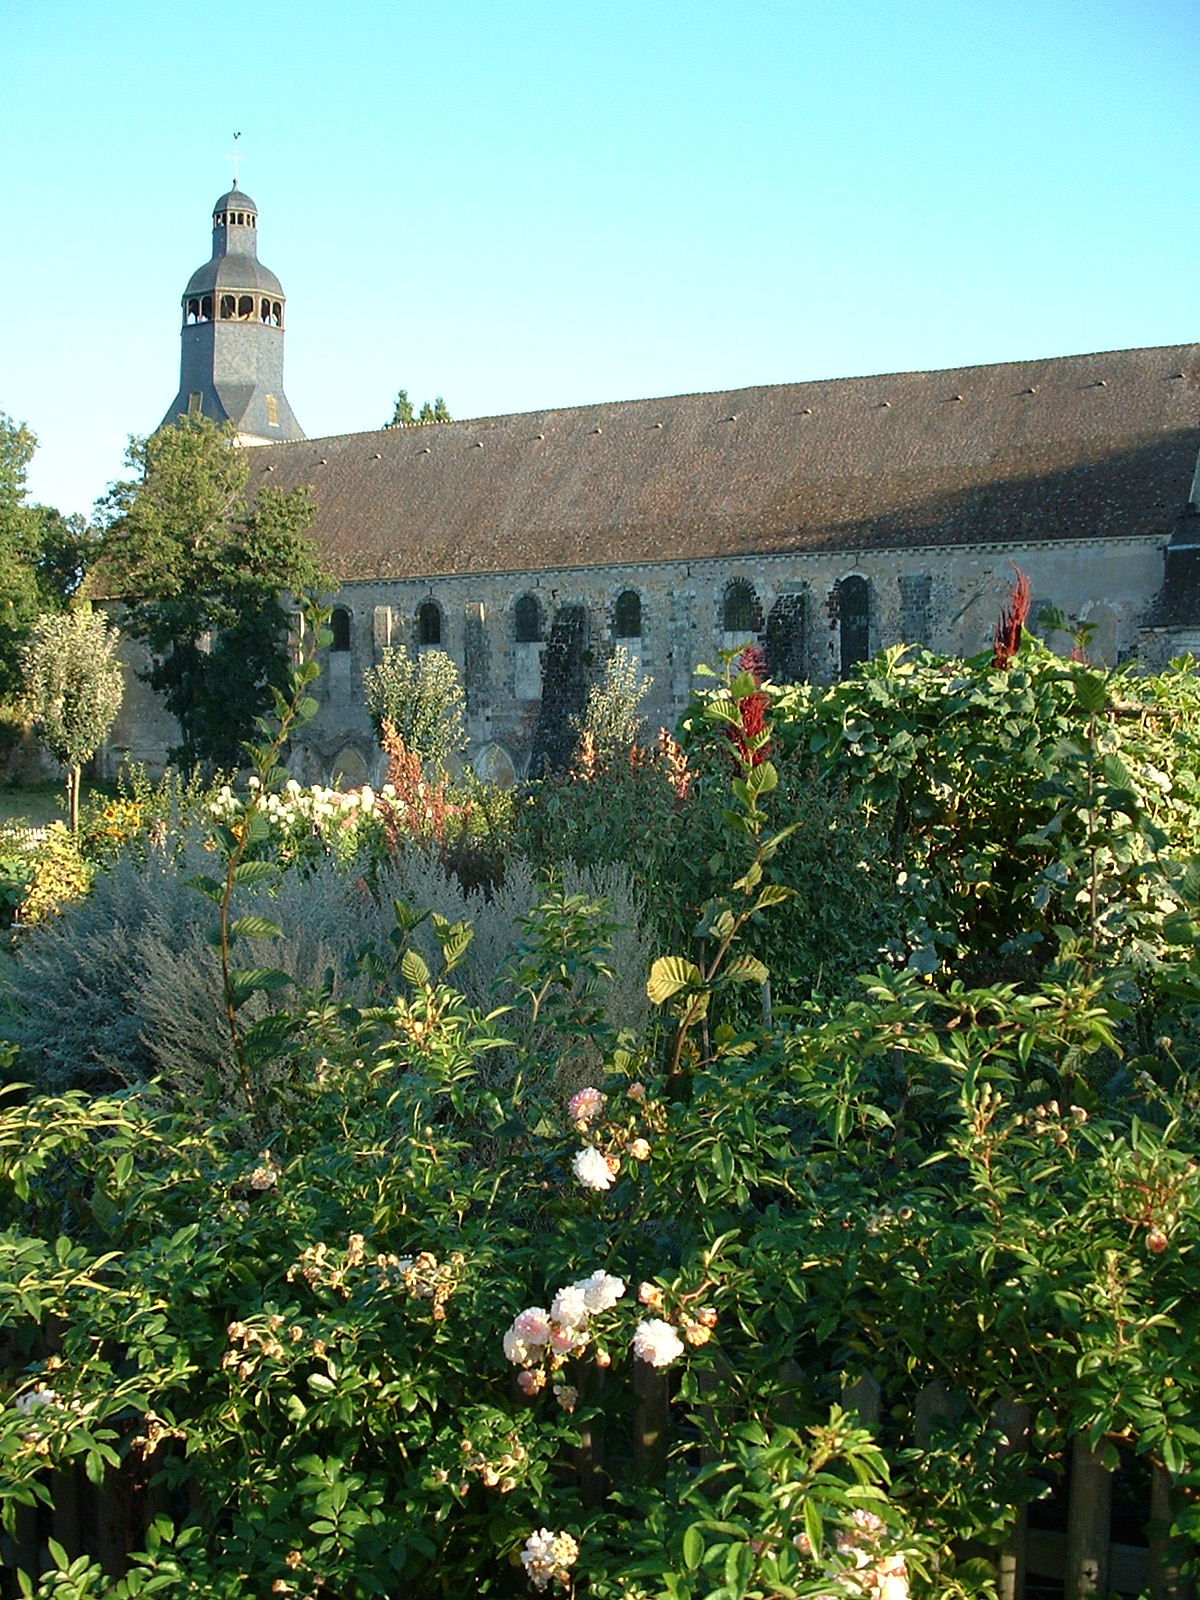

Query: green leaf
[682,1525,706,1571]
[228,967,294,1008]
[232,860,281,887]
[1073,670,1109,713]
[228,915,285,943]
[725,954,770,984]
[754,883,793,909]
[802,1498,823,1557]
[186,874,225,903]
[647,956,703,1005]
[401,949,431,988]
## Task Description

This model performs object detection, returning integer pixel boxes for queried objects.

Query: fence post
[49,1461,82,1563]
[575,1364,607,1508]
[841,1372,882,1430]
[992,1398,1030,1600]
[1149,1463,1197,1600]
[914,1379,958,1449]
[10,1501,40,1589]
[1064,1435,1112,1598]
[633,1360,669,1480]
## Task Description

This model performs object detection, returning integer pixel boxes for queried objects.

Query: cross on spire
[229,131,243,187]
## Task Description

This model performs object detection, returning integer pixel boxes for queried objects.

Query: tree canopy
[384,389,452,428]
[362,644,466,769]
[21,606,124,832]
[97,416,326,771]
[0,412,92,701]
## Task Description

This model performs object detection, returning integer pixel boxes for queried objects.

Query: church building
[114,184,1200,786]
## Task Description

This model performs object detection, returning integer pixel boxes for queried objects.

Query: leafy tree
[97,416,325,771]
[385,390,452,428]
[21,607,124,832]
[0,413,90,700]
[362,644,466,769]
[577,644,652,765]
[385,389,415,427]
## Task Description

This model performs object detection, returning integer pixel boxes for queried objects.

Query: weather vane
[229,131,243,187]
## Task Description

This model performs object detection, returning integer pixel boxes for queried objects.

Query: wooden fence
[2,1368,1196,1597]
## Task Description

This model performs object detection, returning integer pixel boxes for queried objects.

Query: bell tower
[161,183,305,443]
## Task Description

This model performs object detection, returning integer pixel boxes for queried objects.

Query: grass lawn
[0,781,112,832]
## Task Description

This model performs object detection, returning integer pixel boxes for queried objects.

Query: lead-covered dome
[185,256,284,295]
[213,186,258,217]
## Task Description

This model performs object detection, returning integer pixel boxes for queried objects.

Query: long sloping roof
[246,345,1200,583]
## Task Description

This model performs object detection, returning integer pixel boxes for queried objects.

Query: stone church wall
[98,532,1166,786]
[283,531,1164,787]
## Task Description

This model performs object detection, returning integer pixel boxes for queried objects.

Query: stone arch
[764,591,808,682]
[722,579,762,635]
[330,745,370,790]
[417,599,443,647]
[837,575,871,674]
[614,589,642,639]
[329,606,352,653]
[473,741,517,790]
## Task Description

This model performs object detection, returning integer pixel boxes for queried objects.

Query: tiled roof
[245,345,1200,583]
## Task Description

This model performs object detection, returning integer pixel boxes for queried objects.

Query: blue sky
[4,0,1198,518]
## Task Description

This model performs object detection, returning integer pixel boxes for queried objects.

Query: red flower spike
[993,565,1032,669]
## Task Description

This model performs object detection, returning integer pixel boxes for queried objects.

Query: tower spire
[159,181,304,443]
[229,131,243,188]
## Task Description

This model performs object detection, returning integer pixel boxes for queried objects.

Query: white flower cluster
[631,1317,685,1368]
[521,1527,579,1591]
[571,1146,617,1191]
[504,1270,626,1395]
[206,779,395,860]
[802,1510,909,1600]
[14,1384,59,1415]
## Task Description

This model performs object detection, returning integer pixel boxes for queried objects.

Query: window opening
[514,594,542,643]
[838,576,870,673]
[614,589,642,638]
[723,580,761,634]
[417,600,442,646]
[330,607,351,652]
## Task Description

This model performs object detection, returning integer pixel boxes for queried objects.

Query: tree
[577,644,652,765]
[21,607,124,832]
[97,415,325,771]
[384,391,452,428]
[362,645,466,769]
[0,413,90,701]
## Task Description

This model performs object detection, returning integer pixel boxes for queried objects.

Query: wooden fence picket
[1,1353,1193,1597]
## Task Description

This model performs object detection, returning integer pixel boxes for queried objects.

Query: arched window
[614,589,642,639]
[237,294,254,319]
[417,600,442,646]
[201,295,213,320]
[838,576,870,673]
[514,594,542,643]
[330,607,351,652]
[219,294,235,319]
[186,298,201,323]
[723,579,761,634]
